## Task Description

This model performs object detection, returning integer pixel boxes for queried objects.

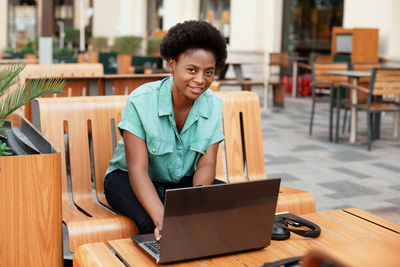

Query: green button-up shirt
[106,77,224,183]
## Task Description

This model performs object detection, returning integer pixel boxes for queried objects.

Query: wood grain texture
[216,91,265,182]
[0,153,62,267]
[73,209,400,267]
[313,63,349,86]
[73,242,125,267]
[35,95,137,252]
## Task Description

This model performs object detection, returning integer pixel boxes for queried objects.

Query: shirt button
[152,148,156,153]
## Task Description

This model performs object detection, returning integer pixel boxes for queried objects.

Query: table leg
[394,95,399,139]
[350,78,358,144]
[232,64,244,80]
[292,61,298,97]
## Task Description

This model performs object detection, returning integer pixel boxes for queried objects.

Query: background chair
[309,62,349,142]
[339,62,381,135]
[268,52,290,108]
[337,67,400,150]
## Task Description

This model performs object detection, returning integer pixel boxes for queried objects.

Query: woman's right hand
[154,223,163,241]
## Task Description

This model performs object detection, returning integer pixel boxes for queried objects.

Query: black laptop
[131,178,281,264]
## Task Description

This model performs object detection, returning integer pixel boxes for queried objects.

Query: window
[199,0,230,43]
[281,0,344,56]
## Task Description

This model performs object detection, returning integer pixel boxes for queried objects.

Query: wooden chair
[338,67,400,150]
[33,96,137,253]
[215,91,316,214]
[309,62,349,142]
[268,53,290,109]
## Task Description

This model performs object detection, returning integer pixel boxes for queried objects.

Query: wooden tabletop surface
[73,208,400,267]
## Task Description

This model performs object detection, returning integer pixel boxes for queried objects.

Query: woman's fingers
[154,225,163,241]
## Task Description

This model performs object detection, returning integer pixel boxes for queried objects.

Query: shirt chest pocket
[147,139,173,155]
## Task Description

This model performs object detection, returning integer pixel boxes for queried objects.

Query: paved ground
[250,89,400,224]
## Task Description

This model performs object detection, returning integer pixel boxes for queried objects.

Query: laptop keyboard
[143,241,160,255]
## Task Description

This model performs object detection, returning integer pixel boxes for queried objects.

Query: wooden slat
[216,91,266,182]
[314,63,349,85]
[344,208,400,234]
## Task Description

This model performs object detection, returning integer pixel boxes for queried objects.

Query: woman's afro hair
[160,20,227,71]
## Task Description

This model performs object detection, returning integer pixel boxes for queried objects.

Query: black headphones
[272,214,321,241]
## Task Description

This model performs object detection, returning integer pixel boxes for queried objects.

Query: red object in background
[281,74,311,97]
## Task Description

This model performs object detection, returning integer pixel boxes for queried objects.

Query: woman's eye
[206,71,214,76]
[188,68,196,73]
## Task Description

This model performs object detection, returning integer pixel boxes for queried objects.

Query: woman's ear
[168,58,175,74]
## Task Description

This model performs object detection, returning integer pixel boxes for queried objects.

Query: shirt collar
[158,77,211,119]
[158,77,173,116]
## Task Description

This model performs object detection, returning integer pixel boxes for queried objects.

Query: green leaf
[0,139,13,156]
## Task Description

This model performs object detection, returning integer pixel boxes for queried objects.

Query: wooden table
[25,73,169,121]
[219,61,265,81]
[73,208,400,267]
[324,70,372,144]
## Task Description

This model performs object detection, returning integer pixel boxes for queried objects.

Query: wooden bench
[33,91,315,255]
[33,96,137,254]
[215,91,315,214]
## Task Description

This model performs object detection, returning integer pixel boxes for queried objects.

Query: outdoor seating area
[1,1,399,267]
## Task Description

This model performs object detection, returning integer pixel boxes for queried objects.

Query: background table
[73,208,400,267]
[324,70,372,144]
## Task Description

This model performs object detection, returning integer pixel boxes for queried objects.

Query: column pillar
[38,0,53,64]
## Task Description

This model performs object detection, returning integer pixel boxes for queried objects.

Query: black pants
[104,169,225,234]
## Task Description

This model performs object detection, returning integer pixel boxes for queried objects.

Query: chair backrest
[312,62,349,86]
[352,62,381,87]
[215,91,266,183]
[370,67,400,96]
[269,52,290,67]
[315,55,333,63]
[33,95,128,207]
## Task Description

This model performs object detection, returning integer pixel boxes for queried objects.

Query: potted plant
[88,36,109,63]
[0,63,65,267]
[114,35,143,74]
[53,47,77,63]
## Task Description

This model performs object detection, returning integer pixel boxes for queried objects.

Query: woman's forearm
[128,169,164,227]
[193,162,216,186]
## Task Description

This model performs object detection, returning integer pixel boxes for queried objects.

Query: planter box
[0,114,62,267]
[99,52,118,74]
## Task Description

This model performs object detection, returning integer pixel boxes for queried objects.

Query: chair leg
[367,112,372,151]
[329,90,334,142]
[335,87,341,143]
[342,109,347,134]
[309,87,316,136]
[348,111,351,133]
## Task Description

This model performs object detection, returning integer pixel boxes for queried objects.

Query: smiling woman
[104,20,227,240]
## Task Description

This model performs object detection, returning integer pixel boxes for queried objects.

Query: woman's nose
[194,72,205,83]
